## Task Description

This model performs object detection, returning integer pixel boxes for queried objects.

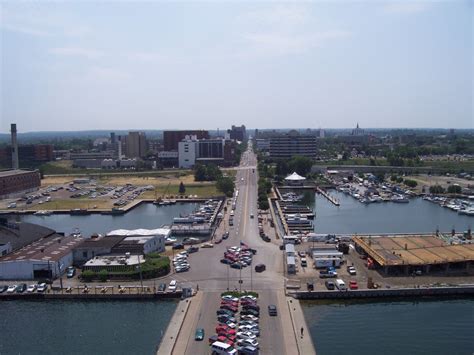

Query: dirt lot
[405,174,473,193]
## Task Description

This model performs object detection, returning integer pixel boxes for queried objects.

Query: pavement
[158,144,317,354]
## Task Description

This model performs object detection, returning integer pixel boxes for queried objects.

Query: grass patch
[26,199,113,210]
[221,291,259,298]
[141,183,221,198]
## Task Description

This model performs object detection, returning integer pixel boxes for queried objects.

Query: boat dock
[316,187,340,206]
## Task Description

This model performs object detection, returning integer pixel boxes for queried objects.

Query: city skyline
[1,1,472,132]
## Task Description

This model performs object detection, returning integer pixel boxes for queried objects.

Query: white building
[178,135,198,168]
[0,235,83,280]
[107,228,169,254]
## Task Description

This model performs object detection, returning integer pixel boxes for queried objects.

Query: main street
[171,144,291,354]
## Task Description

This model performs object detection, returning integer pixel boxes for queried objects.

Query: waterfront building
[284,172,306,186]
[73,235,125,265]
[269,130,317,159]
[0,169,41,198]
[107,228,168,254]
[178,136,234,168]
[178,135,198,168]
[0,232,83,280]
[353,235,474,275]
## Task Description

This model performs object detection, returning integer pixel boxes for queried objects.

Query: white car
[7,285,17,293]
[237,338,259,348]
[236,331,256,340]
[168,280,177,292]
[240,315,259,322]
[347,266,357,275]
[222,295,239,302]
[240,295,257,301]
[37,283,47,292]
[26,284,37,293]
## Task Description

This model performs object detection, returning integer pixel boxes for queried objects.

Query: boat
[165,237,178,245]
[183,237,200,245]
[70,208,90,215]
[34,210,52,216]
[391,196,409,203]
[458,208,474,216]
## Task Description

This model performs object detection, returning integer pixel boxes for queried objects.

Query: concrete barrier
[292,286,474,300]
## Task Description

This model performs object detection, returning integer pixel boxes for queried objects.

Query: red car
[221,301,239,308]
[220,305,238,313]
[226,335,237,343]
[349,281,358,290]
[216,325,229,333]
[217,335,234,347]
[241,300,257,306]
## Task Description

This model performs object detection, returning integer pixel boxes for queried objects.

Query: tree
[288,156,313,177]
[179,182,186,194]
[98,269,108,282]
[194,164,207,181]
[447,185,461,194]
[404,179,418,188]
[81,270,96,282]
[429,185,445,194]
[216,177,235,197]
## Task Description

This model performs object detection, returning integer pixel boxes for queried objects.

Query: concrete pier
[316,187,340,206]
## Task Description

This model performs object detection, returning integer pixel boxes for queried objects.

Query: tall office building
[125,132,147,158]
[163,130,209,151]
[269,130,317,159]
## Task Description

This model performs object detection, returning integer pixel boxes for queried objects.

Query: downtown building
[269,130,317,159]
[178,135,236,168]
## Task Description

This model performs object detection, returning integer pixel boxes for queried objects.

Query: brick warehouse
[0,170,41,198]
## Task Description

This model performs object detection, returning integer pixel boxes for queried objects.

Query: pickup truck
[319,271,338,278]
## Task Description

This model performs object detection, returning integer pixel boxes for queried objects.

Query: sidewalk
[156,296,192,355]
[286,296,316,355]
[172,291,204,355]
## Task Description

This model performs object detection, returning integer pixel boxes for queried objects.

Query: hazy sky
[0,1,472,133]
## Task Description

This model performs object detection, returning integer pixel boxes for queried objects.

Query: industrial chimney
[11,123,19,170]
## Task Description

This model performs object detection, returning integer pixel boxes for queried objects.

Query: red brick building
[0,170,41,198]
[163,130,209,151]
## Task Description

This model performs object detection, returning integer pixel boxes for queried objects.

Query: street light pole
[227,264,230,291]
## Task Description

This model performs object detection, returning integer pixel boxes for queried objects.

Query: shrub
[81,270,96,282]
[98,269,108,282]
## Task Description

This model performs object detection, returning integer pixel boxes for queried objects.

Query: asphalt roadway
[173,146,290,354]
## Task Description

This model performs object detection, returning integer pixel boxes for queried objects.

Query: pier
[316,187,340,206]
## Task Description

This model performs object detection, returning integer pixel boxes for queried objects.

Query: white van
[211,341,237,354]
[168,280,177,292]
[335,279,346,291]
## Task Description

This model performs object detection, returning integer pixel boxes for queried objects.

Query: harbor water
[304,191,473,234]
[0,300,177,355]
[302,298,473,355]
[17,202,198,236]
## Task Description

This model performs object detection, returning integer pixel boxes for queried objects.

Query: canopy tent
[284,172,306,181]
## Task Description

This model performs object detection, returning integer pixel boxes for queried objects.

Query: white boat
[458,208,474,216]
[165,237,178,245]
[34,210,52,216]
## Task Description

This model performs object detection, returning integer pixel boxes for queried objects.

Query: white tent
[285,172,306,181]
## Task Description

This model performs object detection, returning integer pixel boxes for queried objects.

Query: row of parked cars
[220,246,257,270]
[207,294,262,354]
[172,250,191,273]
[0,283,48,294]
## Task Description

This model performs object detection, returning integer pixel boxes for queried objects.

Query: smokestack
[118,136,122,160]
[11,123,19,170]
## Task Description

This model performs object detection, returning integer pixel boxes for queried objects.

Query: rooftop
[107,228,171,237]
[1,234,84,263]
[0,222,56,251]
[74,235,125,250]
[354,235,474,266]
[0,169,37,178]
[84,254,144,267]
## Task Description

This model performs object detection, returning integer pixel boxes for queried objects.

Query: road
[173,144,289,354]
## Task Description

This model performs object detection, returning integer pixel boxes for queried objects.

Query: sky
[0,1,472,133]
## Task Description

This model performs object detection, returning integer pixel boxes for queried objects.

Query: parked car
[7,285,17,293]
[241,309,259,317]
[37,283,48,292]
[172,243,184,250]
[325,280,335,290]
[220,258,232,265]
[26,284,37,293]
[217,309,235,317]
[254,264,266,273]
[201,243,214,248]
[231,263,243,269]
[195,328,205,341]
[16,284,27,293]
[187,246,199,253]
[222,295,239,302]
[168,280,177,292]
[66,266,76,278]
[223,232,230,240]
[349,281,359,290]
[307,282,314,291]
[268,305,277,316]
[347,266,357,275]
[158,283,166,292]
[0,285,7,293]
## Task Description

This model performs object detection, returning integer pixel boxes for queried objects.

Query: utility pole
[250,262,253,292]
[227,264,230,291]
[239,266,242,294]
[138,254,144,293]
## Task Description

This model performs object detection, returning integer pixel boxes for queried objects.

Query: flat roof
[84,254,144,267]
[107,228,170,237]
[1,235,84,263]
[354,235,474,266]
[75,236,125,250]
[0,169,36,178]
